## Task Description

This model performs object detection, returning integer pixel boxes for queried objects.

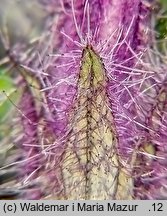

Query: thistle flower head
[1,0,167,200]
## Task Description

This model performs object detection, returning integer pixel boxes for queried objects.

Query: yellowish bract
[58,46,133,199]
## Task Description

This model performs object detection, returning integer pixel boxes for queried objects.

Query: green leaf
[0,67,6,75]
[0,75,15,92]
[0,88,23,122]
[160,0,167,9]
[156,1,167,40]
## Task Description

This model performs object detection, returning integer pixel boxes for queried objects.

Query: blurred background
[0,0,47,199]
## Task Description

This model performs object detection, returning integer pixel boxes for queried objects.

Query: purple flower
[5,0,167,200]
